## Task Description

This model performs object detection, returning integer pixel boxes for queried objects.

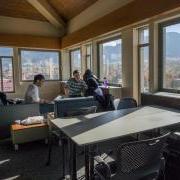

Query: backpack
[0,92,8,105]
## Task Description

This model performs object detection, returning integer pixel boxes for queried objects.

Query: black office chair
[94,132,170,180]
[114,97,137,110]
[46,106,97,166]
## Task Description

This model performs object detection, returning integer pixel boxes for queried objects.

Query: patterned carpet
[0,137,136,180]
[0,140,67,180]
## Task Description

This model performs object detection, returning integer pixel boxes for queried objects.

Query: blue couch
[0,103,40,139]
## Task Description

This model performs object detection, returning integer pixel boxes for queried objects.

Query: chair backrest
[0,103,40,139]
[54,96,99,117]
[116,97,137,110]
[117,133,170,176]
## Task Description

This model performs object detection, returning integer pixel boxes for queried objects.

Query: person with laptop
[25,74,48,104]
[64,70,87,97]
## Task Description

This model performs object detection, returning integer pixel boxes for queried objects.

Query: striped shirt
[66,78,87,97]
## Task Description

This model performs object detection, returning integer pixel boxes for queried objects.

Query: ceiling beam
[27,0,65,29]
[0,33,61,49]
[62,0,180,48]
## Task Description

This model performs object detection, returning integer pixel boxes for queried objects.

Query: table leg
[90,145,95,180]
[137,133,140,140]
[69,139,73,179]
[157,128,161,135]
[85,145,90,180]
[62,138,65,179]
[67,138,72,178]
[46,133,52,166]
[72,141,77,180]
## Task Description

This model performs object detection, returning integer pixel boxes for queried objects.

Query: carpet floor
[0,140,70,180]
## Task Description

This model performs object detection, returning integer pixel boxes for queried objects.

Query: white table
[51,106,180,180]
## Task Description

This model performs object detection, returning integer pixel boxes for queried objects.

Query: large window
[20,50,60,81]
[85,44,92,69]
[138,27,150,92]
[70,48,81,74]
[0,47,14,92]
[160,20,180,92]
[98,38,122,85]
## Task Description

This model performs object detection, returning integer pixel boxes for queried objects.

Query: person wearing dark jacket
[83,69,100,96]
[83,69,114,110]
[83,69,108,107]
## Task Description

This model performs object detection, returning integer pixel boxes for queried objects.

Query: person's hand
[64,87,69,96]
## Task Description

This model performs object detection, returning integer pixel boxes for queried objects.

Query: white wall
[61,49,71,80]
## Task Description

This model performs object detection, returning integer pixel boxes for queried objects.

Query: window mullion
[0,58,4,92]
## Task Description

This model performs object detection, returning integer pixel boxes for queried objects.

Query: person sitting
[64,70,87,97]
[83,69,103,97]
[25,74,48,104]
[83,69,114,110]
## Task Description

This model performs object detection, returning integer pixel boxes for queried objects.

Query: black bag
[94,156,111,180]
[104,94,114,110]
[94,93,114,111]
[0,92,8,105]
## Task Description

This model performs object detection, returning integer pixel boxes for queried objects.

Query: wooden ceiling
[0,0,98,22]
[48,0,98,21]
[0,0,47,21]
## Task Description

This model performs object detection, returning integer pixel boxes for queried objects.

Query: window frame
[97,36,122,86]
[85,44,92,70]
[159,18,180,93]
[69,48,82,75]
[0,55,15,93]
[19,48,61,82]
[138,26,150,93]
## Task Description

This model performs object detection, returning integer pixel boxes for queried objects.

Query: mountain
[103,44,122,64]
[166,32,180,58]
[103,32,180,60]
[103,44,122,56]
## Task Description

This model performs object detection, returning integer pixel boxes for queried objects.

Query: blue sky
[103,39,121,47]
[166,23,180,33]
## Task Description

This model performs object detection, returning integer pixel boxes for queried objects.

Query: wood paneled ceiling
[0,0,47,21]
[0,0,98,22]
[48,0,98,21]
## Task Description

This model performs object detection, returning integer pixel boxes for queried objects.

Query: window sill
[142,92,180,99]
[99,85,122,89]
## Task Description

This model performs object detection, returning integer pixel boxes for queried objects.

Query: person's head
[33,74,45,87]
[73,70,81,81]
[83,69,92,81]
[85,69,92,76]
